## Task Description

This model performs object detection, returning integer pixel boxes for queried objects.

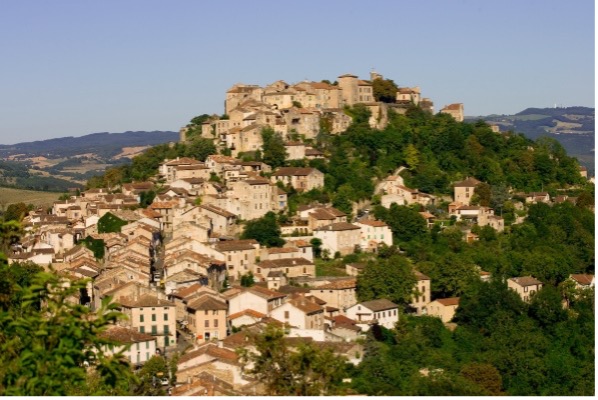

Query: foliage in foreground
[0,256,136,395]
[238,324,348,395]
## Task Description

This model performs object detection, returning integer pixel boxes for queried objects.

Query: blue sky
[0,0,594,144]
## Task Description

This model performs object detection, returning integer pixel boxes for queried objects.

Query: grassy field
[0,187,61,208]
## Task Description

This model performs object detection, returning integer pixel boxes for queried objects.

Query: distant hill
[465,107,594,174]
[0,131,178,191]
[0,131,179,159]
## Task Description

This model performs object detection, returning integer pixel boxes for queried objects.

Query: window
[151,325,157,335]
[164,313,168,321]
[205,310,209,315]
[146,341,150,349]
[136,343,140,350]
[284,311,290,319]
[205,320,210,328]
[164,325,169,334]
[524,286,529,292]
[151,314,156,322]
[139,326,145,333]
[214,319,218,327]
[140,315,144,323]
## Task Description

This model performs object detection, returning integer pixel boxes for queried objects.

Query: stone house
[440,103,464,122]
[345,299,399,330]
[198,204,237,236]
[270,296,325,330]
[453,177,481,206]
[254,257,315,279]
[186,294,228,343]
[117,294,177,350]
[425,297,460,323]
[99,326,157,367]
[411,271,431,315]
[354,219,393,251]
[309,278,357,313]
[271,167,324,192]
[507,276,543,302]
[225,286,286,316]
[313,222,362,256]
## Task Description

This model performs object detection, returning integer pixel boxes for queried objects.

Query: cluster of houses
[180,71,464,157]
[5,72,594,394]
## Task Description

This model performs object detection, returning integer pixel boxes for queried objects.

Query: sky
[0,0,594,144]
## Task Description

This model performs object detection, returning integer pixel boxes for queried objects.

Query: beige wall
[130,306,177,349]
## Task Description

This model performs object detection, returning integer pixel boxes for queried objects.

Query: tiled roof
[315,278,356,290]
[435,297,460,306]
[509,276,542,287]
[289,298,323,315]
[123,294,175,308]
[187,295,227,311]
[359,299,398,312]
[356,219,387,227]
[99,325,155,344]
[454,177,481,188]
[228,309,266,320]
[258,257,313,269]
[570,274,594,285]
[314,222,360,232]
[214,240,258,252]
[272,167,318,177]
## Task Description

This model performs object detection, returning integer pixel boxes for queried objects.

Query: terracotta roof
[359,299,398,312]
[435,297,460,306]
[454,177,481,188]
[414,270,431,281]
[214,240,257,252]
[289,297,324,315]
[199,204,236,218]
[99,325,155,344]
[315,222,360,232]
[272,167,318,177]
[315,278,356,290]
[228,309,266,320]
[258,257,313,269]
[246,285,286,300]
[509,276,542,287]
[570,274,594,285]
[123,294,175,308]
[357,219,387,228]
[187,295,227,311]
[171,283,204,299]
[309,207,345,221]
[164,157,201,166]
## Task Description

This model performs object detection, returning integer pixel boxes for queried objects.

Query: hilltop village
[5,72,594,395]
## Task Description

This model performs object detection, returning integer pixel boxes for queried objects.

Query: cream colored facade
[440,103,464,122]
[354,219,393,250]
[186,294,228,343]
[271,167,324,192]
[508,276,543,302]
[314,222,362,256]
[309,278,357,312]
[270,297,325,330]
[411,271,431,315]
[453,177,481,206]
[426,298,459,323]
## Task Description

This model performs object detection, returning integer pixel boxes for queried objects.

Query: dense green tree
[371,78,398,103]
[239,324,348,395]
[3,203,30,222]
[357,255,416,305]
[0,267,136,395]
[138,190,156,208]
[241,212,285,247]
[261,127,287,169]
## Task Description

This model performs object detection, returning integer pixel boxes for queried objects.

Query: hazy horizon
[0,0,594,144]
